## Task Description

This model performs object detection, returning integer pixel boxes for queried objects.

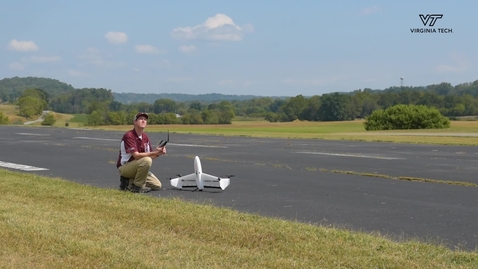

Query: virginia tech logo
[419,14,443,26]
[411,14,452,33]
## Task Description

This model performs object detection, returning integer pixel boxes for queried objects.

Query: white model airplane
[169,156,233,191]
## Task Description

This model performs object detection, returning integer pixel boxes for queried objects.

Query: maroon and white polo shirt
[116,129,152,168]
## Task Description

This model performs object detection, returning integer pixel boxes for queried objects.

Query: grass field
[2,104,478,145]
[1,169,477,269]
[0,104,25,124]
[99,120,478,146]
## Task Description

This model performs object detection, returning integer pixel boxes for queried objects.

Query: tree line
[2,76,478,126]
[235,81,478,122]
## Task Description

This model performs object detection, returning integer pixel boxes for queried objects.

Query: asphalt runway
[1,126,478,250]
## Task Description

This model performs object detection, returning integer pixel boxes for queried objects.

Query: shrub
[41,112,56,126]
[0,112,9,125]
[364,104,450,130]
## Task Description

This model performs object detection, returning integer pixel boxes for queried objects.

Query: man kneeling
[116,112,167,193]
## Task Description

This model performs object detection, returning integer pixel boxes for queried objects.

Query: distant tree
[0,112,9,124]
[153,99,177,113]
[18,96,44,118]
[17,88,49,118]
[377,91,399,109]
[109,101,124,112]
[462,94,478,115]
[0,91,9,103]
[298,95,321,121]
[398,90,420,105]
[207,103,217,110]
[201,109,219,124]
[87,110,105,126]
[269,99,286,113]
[189,101,202,111]
[264,112,280,122]
[427,82,454,95]
[318,93,354,121]
[235,97,274,117]
[216,101,235,124]
[281,95,307,121]
[181,110,204,124]
[156,113,181,124]
[180,113,191,124]
[135,102,153,113]
[86,100,109,114]
[107,111,127,125]
[417,91,444,109]
[41,112,56,126]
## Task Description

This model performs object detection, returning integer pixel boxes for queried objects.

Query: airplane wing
[201,173,231,190]
[170,173,196,189]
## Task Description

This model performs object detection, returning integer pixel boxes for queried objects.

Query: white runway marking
[294,151,405,160]
[16,133,50,136]
[168,143,227,148]
[0,161,49,171]
[73,137,227,148]
[74,137,117,141]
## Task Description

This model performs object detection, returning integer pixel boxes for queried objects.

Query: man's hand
[155,146,167,157]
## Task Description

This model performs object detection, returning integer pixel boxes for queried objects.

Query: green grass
[1,168,477,269]
[68,114,88,123]
[96,120,478,146]
[2,103,478,145]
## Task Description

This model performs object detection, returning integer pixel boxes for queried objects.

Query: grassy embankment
[1,169,477,269]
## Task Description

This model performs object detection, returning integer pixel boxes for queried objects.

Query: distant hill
[0,76,75,98]
[0,76,283,104]
[4,76,477,106]
[112,92,283,104]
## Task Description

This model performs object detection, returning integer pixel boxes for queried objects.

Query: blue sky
[1,1,476,96]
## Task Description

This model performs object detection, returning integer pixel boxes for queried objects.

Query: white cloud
[217,80,253,87]
[7,39,39,52]
[171,13,252,41]
[360,6,380,15]
[76,47,124,68]
[282,79,326,86]
[68,70,88,77]
[178,45,197,53]
[435,52,469,73]
[435,64,468,73]
[135,45,163,54]
[22,55,61,63]
[166,77,193,83]
[217,79,235,86]
[77,47,104,65]
[150,60,171,69]
[282,77,344,87]
[242,24,254,34]
[435,64,457,73]
[9,62,24,70]
[105,32,128,44]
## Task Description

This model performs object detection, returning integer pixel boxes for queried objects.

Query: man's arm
[132,140,166,160]
[132,149,165,160]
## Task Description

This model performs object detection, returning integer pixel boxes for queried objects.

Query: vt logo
[419,14,443,26]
